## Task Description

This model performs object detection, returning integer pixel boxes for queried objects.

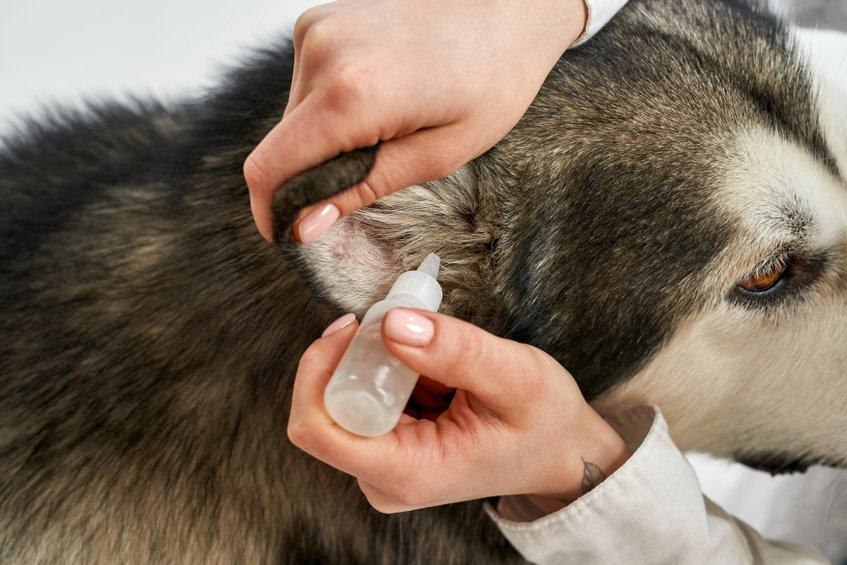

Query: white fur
[302,216,399,315]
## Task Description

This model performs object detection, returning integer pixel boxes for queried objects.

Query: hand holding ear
[244,0,589,243]
[288,309,631,513]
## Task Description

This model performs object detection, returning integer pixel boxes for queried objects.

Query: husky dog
[1,0,845,562]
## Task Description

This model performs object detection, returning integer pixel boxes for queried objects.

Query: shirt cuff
[574,0,630,46]
[484,406,722,563]
[484,406,828,564]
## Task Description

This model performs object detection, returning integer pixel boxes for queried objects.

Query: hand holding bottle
[288,309,632,513]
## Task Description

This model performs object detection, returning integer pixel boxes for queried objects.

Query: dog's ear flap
[271,144,379,244]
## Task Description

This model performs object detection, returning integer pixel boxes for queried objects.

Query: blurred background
[0,0,321,129]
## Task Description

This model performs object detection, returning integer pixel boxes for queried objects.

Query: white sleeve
[573,0,630,46]
[484,407,829,564]
[767,0,847,32]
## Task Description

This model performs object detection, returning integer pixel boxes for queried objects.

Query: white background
[0,0,323,130]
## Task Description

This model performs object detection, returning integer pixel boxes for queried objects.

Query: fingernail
[383,309,434,347]
[322,313,357,337]
[297,204,340,244]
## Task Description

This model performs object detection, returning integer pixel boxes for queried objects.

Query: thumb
[380,309,554,417]
[288,314,360,443]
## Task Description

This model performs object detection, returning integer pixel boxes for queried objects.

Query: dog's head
[280,0,847,472]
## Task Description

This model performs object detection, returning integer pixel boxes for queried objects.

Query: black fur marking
[736,451,846,475]
[478,0,840,399]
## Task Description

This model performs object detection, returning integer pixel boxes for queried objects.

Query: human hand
[288,309,631,513]
[244,0,589,243]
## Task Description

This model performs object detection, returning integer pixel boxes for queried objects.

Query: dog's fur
[1,0,845,562]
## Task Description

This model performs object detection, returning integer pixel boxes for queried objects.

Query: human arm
[244,0,630,243]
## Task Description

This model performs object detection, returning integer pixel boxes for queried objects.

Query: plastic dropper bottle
[324,253,442,437]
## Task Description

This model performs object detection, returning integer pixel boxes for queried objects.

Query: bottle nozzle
[417,253,440,279]
[386,253,442,312]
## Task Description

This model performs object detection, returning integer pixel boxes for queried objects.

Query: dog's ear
[271,145,379,244]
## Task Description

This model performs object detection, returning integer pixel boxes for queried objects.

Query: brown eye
[739,263,786,292]
[732,254,824,307]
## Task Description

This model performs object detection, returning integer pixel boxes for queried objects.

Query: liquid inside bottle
[324,323,420,437]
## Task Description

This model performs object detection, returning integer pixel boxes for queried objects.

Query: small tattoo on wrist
[550,458,608,507]
[580,457,606,495]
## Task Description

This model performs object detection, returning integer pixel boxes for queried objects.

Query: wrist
[540,0,589,54]
[486,0,588,62]
[528,404,632,511]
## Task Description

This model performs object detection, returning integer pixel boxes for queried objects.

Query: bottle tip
[417,253,440,279]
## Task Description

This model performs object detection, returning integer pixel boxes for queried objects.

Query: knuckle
[427,320,490,385]
[385,478,426,508]
[286,418,312,450]
[368,501,396,514]
[243,149,271,193]
[359,477,422,513]
[322,62,369,109]
[297,17,347,69]
[292,8,321,50]
[426,153,463,181]
[355,178,381,207]
[296,343,324,373]
[361,489,399,514]
[452,323,488,367]
[514,345,558,397]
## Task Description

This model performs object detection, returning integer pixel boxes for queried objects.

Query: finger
[380,309,554,416]
[357,478,416,514]
[245,95,373,241]
[356,467,477,514]
[287,317,368,470]
[288,315,422,478]
[289,315,359,427]
[292,124,473,244]
[283,54,302,121]
[286,3,337,120]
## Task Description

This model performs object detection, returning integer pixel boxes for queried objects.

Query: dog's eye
[730,253,825,308]
[738,262,786,293]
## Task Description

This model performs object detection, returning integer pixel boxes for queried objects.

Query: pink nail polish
[322,313,357,337]
[297,204,340,244]
[383,309,435,347]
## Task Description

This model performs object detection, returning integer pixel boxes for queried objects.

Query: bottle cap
[386,253,442,312]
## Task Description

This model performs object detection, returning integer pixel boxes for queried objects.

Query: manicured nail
[322,313,357,337]
[297,204,340,244]
[383,309,434,347]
